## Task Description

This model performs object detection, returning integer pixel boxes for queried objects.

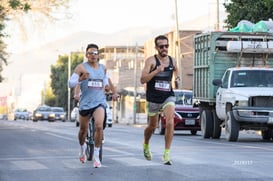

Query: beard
[159,51,168,57]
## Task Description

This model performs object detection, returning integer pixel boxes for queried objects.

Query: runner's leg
[162,104,175,164]
[93,106,105,147]
[143,113,158,160]
[78,114,90,163]
[92,106,105,167]
[144,114,158,145]
[162,104,175,149]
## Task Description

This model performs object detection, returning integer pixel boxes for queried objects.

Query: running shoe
[93,159,102,168]
[162,151,172,165]
[143,144,152,161]
[79,151,87,163]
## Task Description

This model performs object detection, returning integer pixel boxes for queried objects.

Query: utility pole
[216,0,220,30]
[174,0,182,89]
[133,43,138,124]
[67,53,71,122]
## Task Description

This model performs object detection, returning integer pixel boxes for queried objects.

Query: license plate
[185,119,195,125]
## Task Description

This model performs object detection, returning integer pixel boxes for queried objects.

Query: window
[222,70,230,88]
[174,90,193,105]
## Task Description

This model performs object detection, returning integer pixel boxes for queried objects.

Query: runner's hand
[112,93,119,101]
[79,72,89,81]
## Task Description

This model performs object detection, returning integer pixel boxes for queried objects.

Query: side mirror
[212,79,222,86]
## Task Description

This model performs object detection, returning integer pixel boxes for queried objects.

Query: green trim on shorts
[148,112,157,116]
[148,101,175,116]
[162,102,175,109]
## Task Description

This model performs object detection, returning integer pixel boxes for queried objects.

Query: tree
[42,82,56,106]
[0,0,31,82]
[224,0,273,29]
[50,52,84,111]
[0,0,70,82]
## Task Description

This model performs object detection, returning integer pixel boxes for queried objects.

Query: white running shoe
[93,159,101,168]
[79,151,87,163]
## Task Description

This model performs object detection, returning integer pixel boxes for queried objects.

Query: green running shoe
[162,151,172,165]
[143,144,152,161]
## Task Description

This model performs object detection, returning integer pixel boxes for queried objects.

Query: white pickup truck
[193,31,273,141]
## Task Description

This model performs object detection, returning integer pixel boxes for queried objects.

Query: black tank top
[146,55,175,103]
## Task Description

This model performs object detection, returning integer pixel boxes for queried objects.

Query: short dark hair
[154,35,168,46]
[86,43,99,51]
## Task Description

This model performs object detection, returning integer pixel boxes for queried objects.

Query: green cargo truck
[193,31,273,141]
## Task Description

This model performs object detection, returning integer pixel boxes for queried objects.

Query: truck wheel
[261,129,273,140]
[201,110,213,138]
[212,110,222,139]
[225,111,239,141]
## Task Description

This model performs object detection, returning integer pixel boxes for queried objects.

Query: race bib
[155,80,170,91]
[88,79,103,89]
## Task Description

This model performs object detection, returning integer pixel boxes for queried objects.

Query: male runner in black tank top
[140,35,180,165]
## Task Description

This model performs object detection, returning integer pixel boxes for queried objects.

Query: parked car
[71,105,112,127]
[32,105,55,122]
[156,89,200,135]
[71,106,79,126]
[106,105,113,127]
[51,107,66,122]
[0,114,7,120]
[14,108,31,120]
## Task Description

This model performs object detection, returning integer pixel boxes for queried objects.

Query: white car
[71,105,112,127]
[14,108,31,120]
[71,106,79,127]
[106,106,113,127]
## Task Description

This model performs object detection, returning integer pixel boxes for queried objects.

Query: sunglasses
[158,44,169,49]
[87,51,99,55]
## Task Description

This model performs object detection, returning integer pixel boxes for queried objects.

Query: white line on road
[10,160,48,170]
[45,132,75,141]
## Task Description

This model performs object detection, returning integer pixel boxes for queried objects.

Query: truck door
[216,70,230,119]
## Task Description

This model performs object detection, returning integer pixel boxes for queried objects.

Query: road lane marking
[0,155,76,161]
[103,147,135,155]
[111,157,161,166]
[10,160,48,170]
[45,132,75,141]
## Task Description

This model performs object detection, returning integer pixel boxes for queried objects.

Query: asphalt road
[0,119,273,181]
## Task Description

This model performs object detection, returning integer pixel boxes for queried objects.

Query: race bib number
[154,80,170,91]
[88,79,103,89]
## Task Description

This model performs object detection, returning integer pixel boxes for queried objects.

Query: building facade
[99,30,201,124]
[99,46,146,124]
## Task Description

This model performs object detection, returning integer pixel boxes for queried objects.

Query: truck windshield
[231,70,273,88]
[174,91,193,105]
